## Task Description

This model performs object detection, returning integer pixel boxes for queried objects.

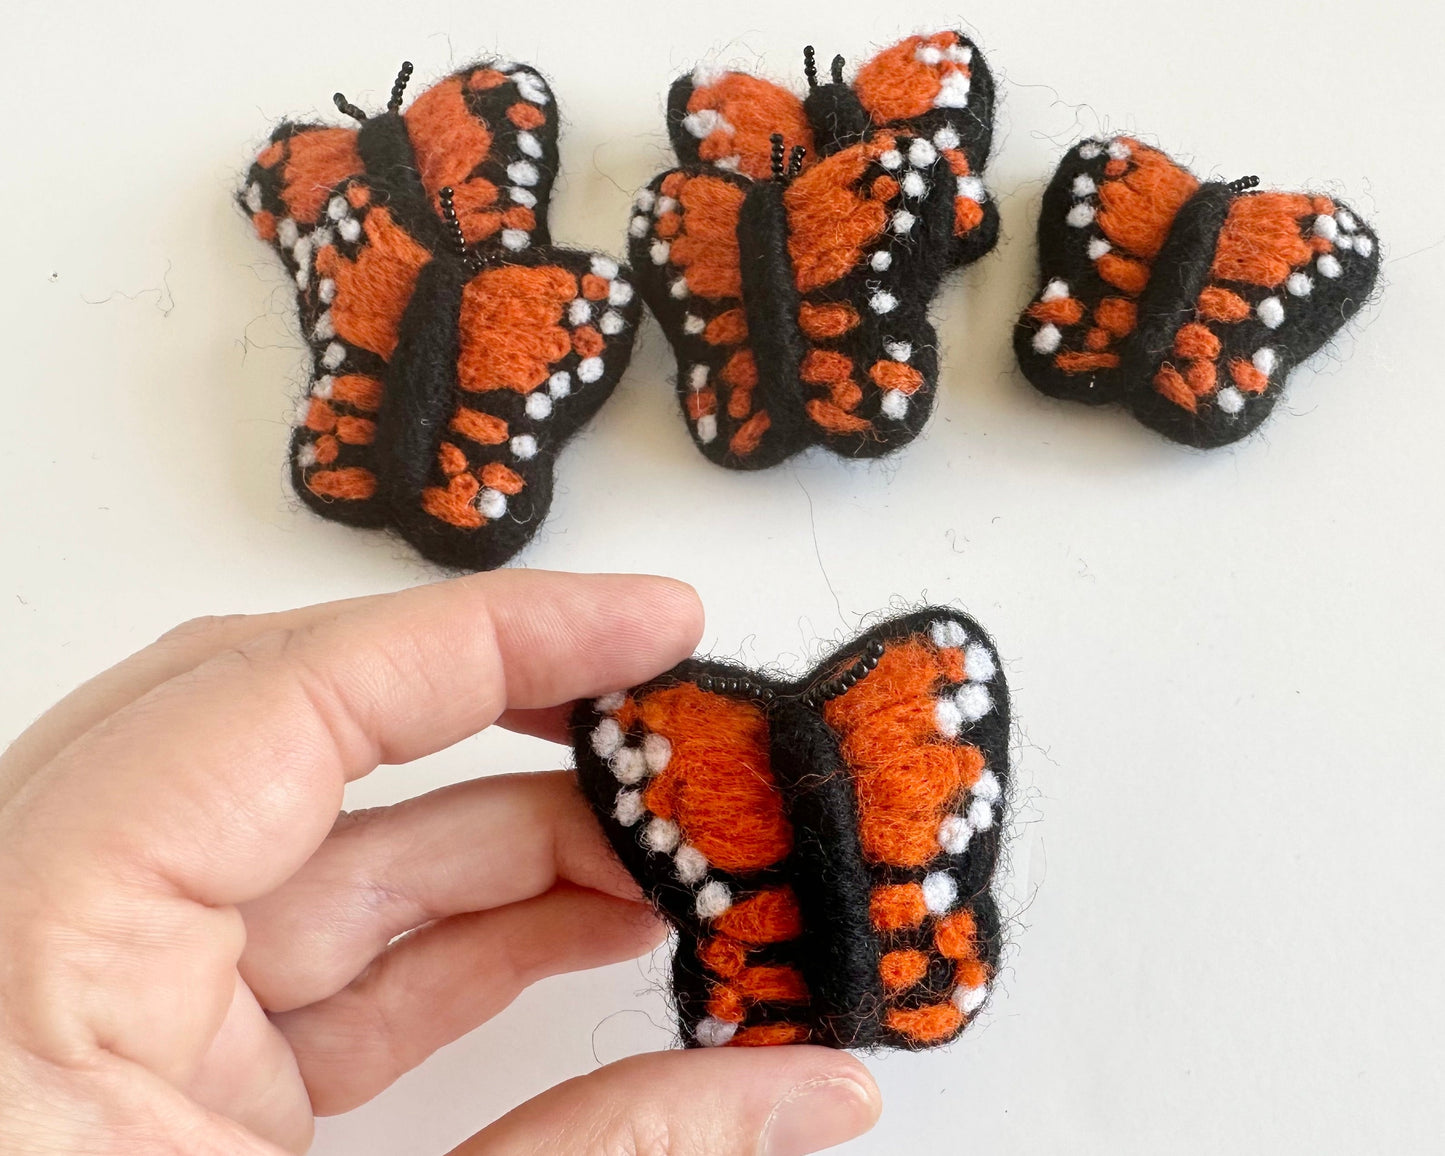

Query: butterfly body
[1017,136,1380,447]
[574,608,1008,1050]
[241,62,640,569]
[631,33,999,469]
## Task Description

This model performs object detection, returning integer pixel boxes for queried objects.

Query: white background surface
[4,1,1443,1151]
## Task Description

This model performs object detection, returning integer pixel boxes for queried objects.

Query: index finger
[0,570,702,907]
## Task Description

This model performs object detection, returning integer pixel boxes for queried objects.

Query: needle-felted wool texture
[1015,136,1381,448]
[239,61,641,570]
[573,608,1009,1051]
[628,32,999,470]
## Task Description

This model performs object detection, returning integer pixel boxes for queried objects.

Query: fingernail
[760,1076,879,1156]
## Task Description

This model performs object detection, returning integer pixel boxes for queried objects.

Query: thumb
[449,1046,881,1156]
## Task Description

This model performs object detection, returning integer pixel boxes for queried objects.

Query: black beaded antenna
[1227,175,1261,194]
[387,61,415,112]
[803,45,819,88]
[333,91,368,122]
[800,638,886,708]
[787,145,807,179]
[438,186,480,271]
[830,53,846,85]
[770,132,786,182]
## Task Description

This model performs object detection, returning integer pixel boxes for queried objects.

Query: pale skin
[0,571,881,1155]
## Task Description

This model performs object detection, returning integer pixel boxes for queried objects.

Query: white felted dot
[938,815,972,855]
[296,396,315,422]
[1313,214,1338,242]
[934,697,963,739]
[338,216,361,242]
[946,42,973,64]
[880,390,909,420]
[885,341,912,361]
[915,44,943,65]
[577,357,604,384]
[311,375,334,399]
[642,732,672,773]
[310,311,334,341]
[591,717,623,757]
[1336,232,1355,252]
[501,229,529,251]
[695,1017,737,1047]
[510,434,538,460]
[674,845,709,884]
[507,161,539,186]
[669,278,690,299]
[324,195,346,221]
[871,250,892,271]
[277,217,299,248]
[525,392,553,420]
[513,72,549,104]
[1336,208,1357,232]
[682,109,720,138]
[683,313,704,334]
[966,797,994,831]
[628,214,649,238]
[590,255,619,279]
[934,71,971,107]
[1087,237,1112,259]
[697,414,718,443]
[954,985,988,1014]
[1107,139,1132,161]
[610,744,647,785]
[650,240,670,265]
[956,175,985,202]
[1287,272,1313,297]
[695,880,732,919]
[1066,203,1096,228]
[901,171,927,198]
[1257,296,1285,329]
[634,188,656,212]
[870,291,898,314]
[293,263,309,290]
[475,488,507,521]
[644,818,680,854]
[656,196,679,215]
[1032,324,1062,355]
[688,364,709,390]
[964,643,996,682]
[908,138,938,167]
[922,871,958,914]
[296,443,318,468]
[955,682,994,722]
[613,789,644,827]
[517,131,542,158]
[1253,347,1277,376]
[933,125,960,150]
[318,278,337,304]
[548,371,572,398]
[879,149,903,170]
[691,60,726,86]
[1318,254,1343,279]
[1078,141,1103,160]
[510,186,537,208]
[1072,174,1097,197]
[292,237,313,269]
[1355,235,1374,257]
[972,769,1002,804]
[600,311,625,336]
[609,280,634,306]
[931,619,968,648]
[312,226,334,248]
[1041,278,1069,302]
[322,342,345,370]
[1216,386,1245,415]
[891,210,916,234]
[568,298,592,325]
[244,183,263,213]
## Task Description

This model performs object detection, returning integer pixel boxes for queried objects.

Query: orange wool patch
[870,883,927,931]
[943,148,971,177]
[824,640,985,867]
[1173,322,1221,361]
[806,399,870,434]
[886,1003,963,1042]
[1185,360,1217,396]
[449,407,509,445]
[1229,359,1270,393]
[934,910,978,960]
[638,685,792,873]
[871,174,900,201]
[279,128,363,223]
[707,985,745,1023]
[1096,253,1151,296]
[870,361,924,394]
[251,210,276,240]
[335,416,375,445]
[729,412,771,456]
[1154,364,1197,412]
[346,184,370,209]
[1212,193,1315,287]
[879,949,930,992]
[1028,297,1085,327]
[654,211,682,239]
[437,442,467,477]
[573,326,605,358]
[686,389,717,420]
[307,467,376,500]
[466,68,507,91]
[956,959,988,989]
[713,887,803,944]
[1197,286,1250,323]
[786,140,891,293]
[687,73,814,182]
[699,936,748,978]
[1093,297,1138,337]
[481,462,525,494]
[667,176,746,300]
[721,350,759,390]
[854,32,967,122]
[1085,328,1112,352]
[507,102,546,129]
[954,196,985,235]
[1096,142,1200,259]
[305,398,337,433]
[327,209,432,358]
[403,76,501,242]
[798,302,860,339]
[729,1023,810,1047]
[581,274,610,301]
[704,309,748,346]
[800,350,853,385]
[732,966,809,1004]
[456,265,577,392]
[311,435,339,466]
[1055,351,1120,373]
[421,472,483,529]
[330,374,383,412]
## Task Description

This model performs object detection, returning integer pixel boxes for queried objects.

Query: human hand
[0,571,881,1155]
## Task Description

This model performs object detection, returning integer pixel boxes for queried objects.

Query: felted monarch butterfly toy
[573,608,1008,1050]
[628,32,999,470]
[239,60,641,570]
[1015,136,1381,448]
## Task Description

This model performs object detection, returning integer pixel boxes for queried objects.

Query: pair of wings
[630,32,999,470]
[1016,135,1381,448]
[240,62,640,570]
[573,608,1009,1050]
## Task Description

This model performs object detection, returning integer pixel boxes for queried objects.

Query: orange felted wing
[666,65,814,181]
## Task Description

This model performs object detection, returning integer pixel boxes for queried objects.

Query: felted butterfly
[573,608,1008,1050]
[239,60,641,569]
[1015,136,1380,448]
[628,32,999,470]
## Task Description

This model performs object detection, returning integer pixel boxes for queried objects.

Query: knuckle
[153,614,249,647]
